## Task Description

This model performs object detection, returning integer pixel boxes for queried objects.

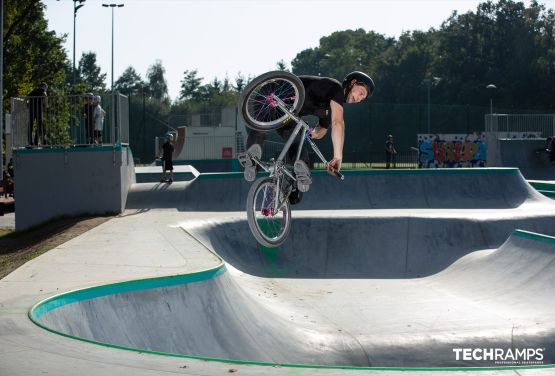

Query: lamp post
[1,0,4,180]
[102,3,124,91]
[422,77,441,134]
[73,0,86,85]
[486,84,497,114]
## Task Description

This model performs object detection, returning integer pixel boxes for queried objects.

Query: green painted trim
[528,180,555,191]
[513,229,555,245]
[537,190,555,198]
[26,314,555,372]
[29,265,226,321]
[14,145,124,154]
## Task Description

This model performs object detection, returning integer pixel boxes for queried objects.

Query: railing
[10,92,129,148]
[485,114,555,138]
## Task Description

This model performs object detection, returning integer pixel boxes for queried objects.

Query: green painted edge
[538,190,555,198]
[513,229,555,245]
[28,252,554,372]
[29,264,226,321]
[14,144,126,154]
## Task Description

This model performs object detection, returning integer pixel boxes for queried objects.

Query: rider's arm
[329,100,345,170]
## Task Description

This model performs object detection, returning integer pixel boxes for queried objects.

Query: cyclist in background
[239,71,374,203]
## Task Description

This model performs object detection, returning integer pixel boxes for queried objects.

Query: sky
[43,0,555,100]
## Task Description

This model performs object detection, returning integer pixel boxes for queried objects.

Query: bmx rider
[239,71,374,203]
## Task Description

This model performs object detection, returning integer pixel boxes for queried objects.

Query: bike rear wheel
[240,71,305,132]
[246,177,292,247]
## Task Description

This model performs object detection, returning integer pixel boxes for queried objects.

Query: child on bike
[239,71,374,203]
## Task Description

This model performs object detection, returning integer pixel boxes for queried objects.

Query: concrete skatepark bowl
[28,168,555,371]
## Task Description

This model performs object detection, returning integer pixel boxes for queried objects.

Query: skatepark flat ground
[2,168,555,375]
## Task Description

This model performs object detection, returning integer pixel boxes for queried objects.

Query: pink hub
[261,207,275,217]
[266,96,278,107]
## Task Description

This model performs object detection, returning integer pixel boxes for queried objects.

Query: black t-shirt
[299,76,344,129]
[162,142,174,160]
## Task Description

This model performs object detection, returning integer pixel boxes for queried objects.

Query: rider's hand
[327,158,342,173]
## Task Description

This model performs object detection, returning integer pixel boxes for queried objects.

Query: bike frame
[249,94,343,213]
[252,94,340,176]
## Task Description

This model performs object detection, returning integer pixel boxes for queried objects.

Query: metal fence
[262,140,418,169]
[485,114,555,138]
[10,92,129,148]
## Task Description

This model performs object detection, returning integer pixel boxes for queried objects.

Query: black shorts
[163,159,173,171]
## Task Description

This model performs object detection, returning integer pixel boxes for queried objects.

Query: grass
[0,215,112,280]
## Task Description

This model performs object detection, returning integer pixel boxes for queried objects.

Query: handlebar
[327,164,345,180]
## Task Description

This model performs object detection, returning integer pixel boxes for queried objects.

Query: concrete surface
[12,145,135,231]
[2,168,555,375]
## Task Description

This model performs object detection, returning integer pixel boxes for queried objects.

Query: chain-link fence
[10,92,129,148]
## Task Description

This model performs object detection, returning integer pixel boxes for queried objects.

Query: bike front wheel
[240,71,305,132]
[246,177,292,247]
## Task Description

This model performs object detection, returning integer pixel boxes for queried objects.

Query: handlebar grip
[327,166,345,180]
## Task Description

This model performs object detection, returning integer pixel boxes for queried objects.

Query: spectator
[159,132,174,183]
[82,93,95,144]
[93,96,106,145]
[547,136,555,163]
[7,158,14,180]
[385,134,397,169]
[4,158,14,197]
[27,83,48,146]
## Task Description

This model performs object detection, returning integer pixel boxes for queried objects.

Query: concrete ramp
[27,167,555,369]
[31,230,555,367]
[184,214,555,279]
[126,168,547,211]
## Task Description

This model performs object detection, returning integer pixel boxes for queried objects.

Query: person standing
[93,96,106,145]
[159,132,174,183]
[385,134,397,169]
[82,93,95,144]
[27,83,48,146]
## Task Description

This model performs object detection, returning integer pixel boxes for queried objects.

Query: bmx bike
[240,71,344,247]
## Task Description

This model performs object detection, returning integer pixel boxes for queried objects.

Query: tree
[233,72,246,92]
[77,51,107,93]
[146,60,169,102]
[114,66,144,96]
[179,69,203,101]
[276,59,289,71]
[3,0,68,100]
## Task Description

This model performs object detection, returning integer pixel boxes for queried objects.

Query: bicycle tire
[246,177,292,247]
[240,71,305,132]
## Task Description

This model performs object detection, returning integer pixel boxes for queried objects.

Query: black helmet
[342,71,375,97]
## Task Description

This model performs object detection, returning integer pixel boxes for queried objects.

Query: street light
[422,77,441,134]
[102,3,124,91]
[486,84,497,114]
[73,0,87,85]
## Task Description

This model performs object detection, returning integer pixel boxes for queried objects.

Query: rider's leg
[238,130,265,182]
[277,127,312,193]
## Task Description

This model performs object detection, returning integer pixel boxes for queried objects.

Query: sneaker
[289,189,303,205]
[294,160,312,192]
[238,144,262,182]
